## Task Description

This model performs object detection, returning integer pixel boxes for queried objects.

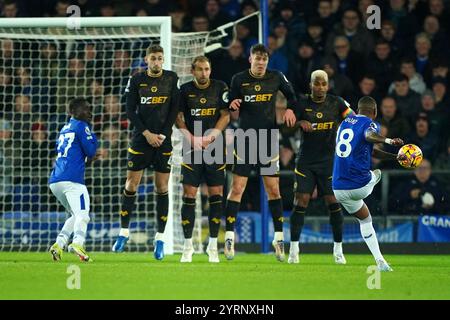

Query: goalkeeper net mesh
[0,20,213,252]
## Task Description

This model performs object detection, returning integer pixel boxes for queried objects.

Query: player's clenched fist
[229,99,242,111]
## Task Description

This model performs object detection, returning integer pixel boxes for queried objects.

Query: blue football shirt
[49,118,98,185]
[332,115,379,190]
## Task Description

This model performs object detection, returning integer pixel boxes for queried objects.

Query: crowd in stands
[0,0,449,215]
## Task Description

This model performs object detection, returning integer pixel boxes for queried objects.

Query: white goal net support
[0,17,220,253]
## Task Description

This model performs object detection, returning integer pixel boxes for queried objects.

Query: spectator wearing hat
[407,113,440,163]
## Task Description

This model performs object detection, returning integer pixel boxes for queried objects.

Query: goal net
[0,17,214,253]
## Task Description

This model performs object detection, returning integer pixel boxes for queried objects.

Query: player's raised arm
[125,75,147,135]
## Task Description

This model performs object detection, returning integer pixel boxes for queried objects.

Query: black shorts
[126,140,172,173]
[181,162,226,187]
[231,130,279,177]
[232,150,280,177]
[294,161,333,196]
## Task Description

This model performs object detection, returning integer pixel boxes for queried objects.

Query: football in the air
[397,144,423,169]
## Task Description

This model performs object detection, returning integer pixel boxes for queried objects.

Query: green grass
[0,252,449,300]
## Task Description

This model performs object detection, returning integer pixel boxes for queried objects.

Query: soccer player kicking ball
[49,98,98,262]
[332,96,406,271]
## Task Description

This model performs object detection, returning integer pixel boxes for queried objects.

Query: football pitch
[1,252,449,300]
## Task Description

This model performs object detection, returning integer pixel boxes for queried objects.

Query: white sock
[56,215,75,248]
[119,228,129,237]
[290,241,299,253]
[184,238,193,248]
[274,231,284,242]
[334,242,343,255]
[72,213,89,246]
[155,232,164,241]
[208,237,218,249]
[359,216,383,261]
[225,231,234,241]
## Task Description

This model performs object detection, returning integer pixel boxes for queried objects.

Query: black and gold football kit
[180,79,229,187]
[230,69,297,177]
[295,94,354,195]
[125,69,179,173]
